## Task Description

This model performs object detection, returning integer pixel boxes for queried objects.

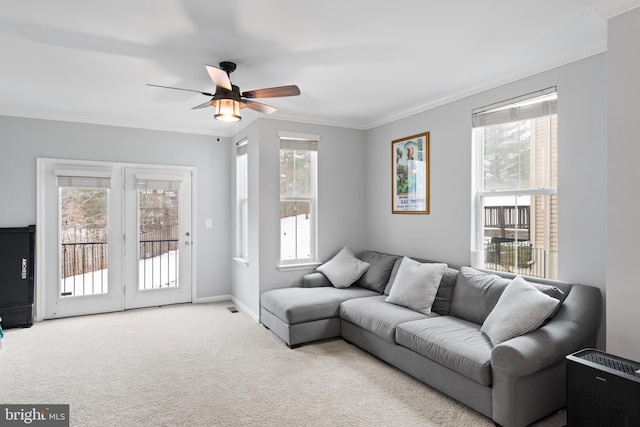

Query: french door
[39,160,193,319]
[124,168,192,309]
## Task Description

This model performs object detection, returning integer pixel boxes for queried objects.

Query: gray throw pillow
[358,252,400,293]
[385,260,457,315]
[384,258,403,295]
[450,267,510,325]
[431,267,459,315]
[385,257,448,315]
[316,247,370,288]
[481,275,560,345]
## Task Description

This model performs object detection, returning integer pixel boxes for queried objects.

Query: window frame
[235,139,248,261]
[278,131,319,268]
[471,88,558,279]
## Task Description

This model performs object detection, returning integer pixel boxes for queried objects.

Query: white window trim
[236,138,248,261]
[278,132,319,265]
[471,89,557,276]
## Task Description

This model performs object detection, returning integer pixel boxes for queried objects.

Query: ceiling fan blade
[206,65,232,91]
[191,100,214,110]
[244,99,277,114]
[242,85,300,99]
[147,84,214,97]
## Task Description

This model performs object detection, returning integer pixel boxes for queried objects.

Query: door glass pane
[60,187,109,296]
[138,189,179,289]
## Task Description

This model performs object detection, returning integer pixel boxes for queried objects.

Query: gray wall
[607,7,640,361]
[365,54,608,346]
[230,118,368,317]
[0,116,230,301]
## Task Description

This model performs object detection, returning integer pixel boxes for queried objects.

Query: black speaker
[567,349,640,427]
[0,225,35,329]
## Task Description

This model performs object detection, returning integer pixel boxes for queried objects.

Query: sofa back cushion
[432,267,459,315]
[450,267,510,325]
[384,257,459,316]
[357,251,400,293]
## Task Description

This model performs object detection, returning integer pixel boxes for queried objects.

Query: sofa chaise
[260,249,602,427]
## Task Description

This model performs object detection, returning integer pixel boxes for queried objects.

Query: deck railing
[60,242,108,296]
[484,241,557,279]
[61,242,108,279]
[60,233,179,295]
[139,238,179,289]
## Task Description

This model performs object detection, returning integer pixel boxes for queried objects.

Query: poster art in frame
[392,132,429,214]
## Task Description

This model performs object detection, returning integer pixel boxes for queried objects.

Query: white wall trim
[193,295,232,304]
[591,0,640,19]
[231,296,260,323]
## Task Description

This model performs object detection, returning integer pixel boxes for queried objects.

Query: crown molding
[591,0,640,19]
[365,38,606,130]
[0,108,240,138]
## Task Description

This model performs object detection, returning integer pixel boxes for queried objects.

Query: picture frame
[392,132,429,214]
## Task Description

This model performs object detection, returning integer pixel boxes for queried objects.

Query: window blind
[55,169,112,189]
[134,173,183,191]
[278,130,319,151]
[236,138,248,156]
[472,86,557,128]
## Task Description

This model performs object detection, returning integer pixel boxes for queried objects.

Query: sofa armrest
[301,272,332,288]
[492,283,602,377]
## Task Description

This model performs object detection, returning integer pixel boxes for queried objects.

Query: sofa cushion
[396,316,494,386]
[358,251,400,293]
[260,286,379,325]
[340,295,433,343]
[385,259,458,316]
[385,258,448,315]
[431,267,458,315]
[481,275,560,345]
[450,267,510,325]
[316,247,370,288]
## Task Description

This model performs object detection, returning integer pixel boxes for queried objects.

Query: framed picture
[392,132,429,214]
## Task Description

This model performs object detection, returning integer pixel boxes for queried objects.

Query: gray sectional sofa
[260,250,602,427]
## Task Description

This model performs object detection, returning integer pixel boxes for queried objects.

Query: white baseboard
[230,297,260,323]
[193,295,232,304]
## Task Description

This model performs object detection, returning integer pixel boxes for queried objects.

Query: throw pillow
[384,257,448,315]
[358,251,400,293]
[481,275,560,345]
[430,267,459,315]
[316,247,370,288]
[449,267,510,325]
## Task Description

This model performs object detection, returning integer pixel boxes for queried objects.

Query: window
[472,87,557,279]
[236,140,248,260]
[56,171,111,296]
[279,131,318,264]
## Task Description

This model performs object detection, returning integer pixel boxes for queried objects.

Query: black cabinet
[0,225,35,328]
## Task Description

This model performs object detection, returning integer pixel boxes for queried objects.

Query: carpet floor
[0,302,565,426]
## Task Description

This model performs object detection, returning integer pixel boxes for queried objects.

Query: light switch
[205,219,212,228]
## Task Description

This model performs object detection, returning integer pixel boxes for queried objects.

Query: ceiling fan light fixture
[214,98,241,122]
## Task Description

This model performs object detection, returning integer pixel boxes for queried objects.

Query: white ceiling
[0,1,635,136]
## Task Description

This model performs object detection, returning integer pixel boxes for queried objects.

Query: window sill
[233,257,249,267]
[277,261,321,272]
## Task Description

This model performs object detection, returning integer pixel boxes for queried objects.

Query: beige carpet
[0,302,565,426]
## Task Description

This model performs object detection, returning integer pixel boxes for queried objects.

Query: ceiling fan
[147,61,300,122]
